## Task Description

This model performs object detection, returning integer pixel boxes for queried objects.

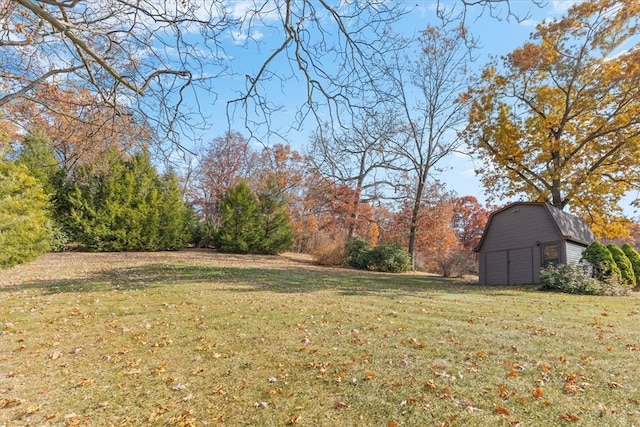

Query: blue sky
[176,1,639,218]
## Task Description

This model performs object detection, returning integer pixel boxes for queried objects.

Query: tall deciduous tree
[450,196,489,251]
[382,23,476,268]
[465,0,640,238]
[309,110,401,238]
[11,87,149,175]
[190,132,259,227]
[381,183,459,272]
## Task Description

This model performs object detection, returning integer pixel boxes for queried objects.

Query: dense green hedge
[65,149,194,251]
[346,237,411,273]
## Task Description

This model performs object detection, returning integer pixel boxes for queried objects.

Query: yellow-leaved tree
[465,0,640,238]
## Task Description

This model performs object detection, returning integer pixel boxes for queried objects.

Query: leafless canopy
[0,1,543,147]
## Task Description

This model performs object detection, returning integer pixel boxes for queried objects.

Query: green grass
[1,251,639,426]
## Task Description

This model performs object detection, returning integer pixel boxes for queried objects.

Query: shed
[474,202,596,285]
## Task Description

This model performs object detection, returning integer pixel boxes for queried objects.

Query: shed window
[542,243,560,268]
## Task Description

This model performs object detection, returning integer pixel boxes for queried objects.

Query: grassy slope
[1,250,639,426]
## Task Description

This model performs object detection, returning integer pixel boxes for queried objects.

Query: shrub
[436,248,476,278]
[607,244,636,287]
[367,243,411,273]
[539,263,629,296]
[621,243,640,287]
[312,238,348,267]
[581,241,621,281]
[346,236,372,269]
[47,221,71,252]
[193,219,217,248]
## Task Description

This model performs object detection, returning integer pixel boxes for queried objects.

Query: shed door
[509,247,533,285]
[485,250,508,285]
[485,248,534,285]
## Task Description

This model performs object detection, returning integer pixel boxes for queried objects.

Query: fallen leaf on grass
[498,383,514,400]
[335,401,348,408]
[558,412,580,422]
[564,383,584,395]
[532,388,543,398]
[538,362,552,372]
[1,396,24,408]
[288,414,301,425]
[212,386,227,395]
[494,405,509,415]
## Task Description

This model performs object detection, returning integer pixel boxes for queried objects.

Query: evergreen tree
[256,179,294,254]
[66,148,193,251]
[68,149,128,251]
[16,128,70,251]
[581,241,621,282]
[621,243,640,287]
[17,127,60,195]
[157,169,195,250]
[214,181,261,253]
[607,244,636,287]
[0,160,51,267]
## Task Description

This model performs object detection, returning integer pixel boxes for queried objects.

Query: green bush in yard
[607,243,636,287]
[621,243,640,287]
[581,241,621,281]
[367,243,411,273]
[214,181,261,254]
[346,236,372,269]
[66,149,194,251]
[539,263,629,296]
[213,180,294,255]
[345,238,410,273]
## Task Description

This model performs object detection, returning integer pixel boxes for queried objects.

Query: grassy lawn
[1,250,639,426]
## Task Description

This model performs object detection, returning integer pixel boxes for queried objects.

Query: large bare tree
[1,1,542,147]
[382,23,477,268]
[308,108,402,238]
[0,0,407,145]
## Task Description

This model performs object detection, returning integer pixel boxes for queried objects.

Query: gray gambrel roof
[474,202,596,251]
[543,203,596,245]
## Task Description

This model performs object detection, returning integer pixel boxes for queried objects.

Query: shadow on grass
[1,260,541,297]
